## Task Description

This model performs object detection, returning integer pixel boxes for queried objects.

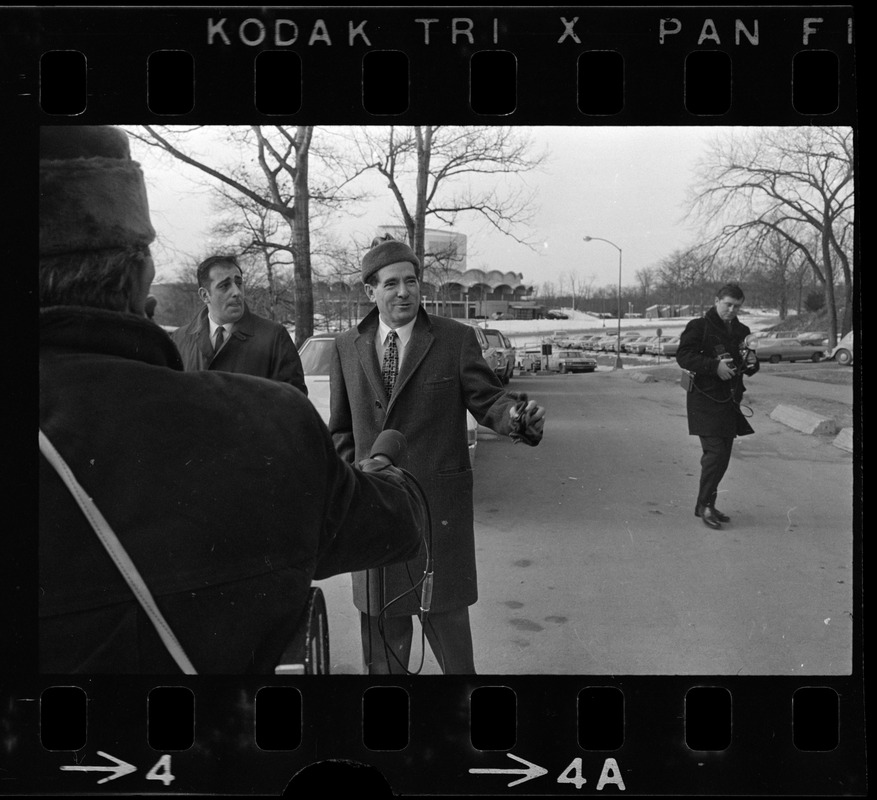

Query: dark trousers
[697,435,734,509]
[360,608,476,675]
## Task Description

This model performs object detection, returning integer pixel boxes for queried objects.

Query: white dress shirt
[376,316,416,371]
[208,317,234,353]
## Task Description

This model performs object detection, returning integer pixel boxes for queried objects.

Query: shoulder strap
[39,429,197,674]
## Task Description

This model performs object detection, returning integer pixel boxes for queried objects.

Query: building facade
[313,227,535,325]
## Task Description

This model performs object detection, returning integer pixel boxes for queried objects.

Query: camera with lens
[715,345,737,375]
[740,345,758,374]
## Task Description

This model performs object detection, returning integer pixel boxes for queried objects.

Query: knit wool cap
[361,238,420,284]
[39,126,155,257]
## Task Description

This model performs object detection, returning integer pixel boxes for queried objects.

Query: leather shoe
[694,505,731,523]
[710,506,730,523]
[695,504,722,529]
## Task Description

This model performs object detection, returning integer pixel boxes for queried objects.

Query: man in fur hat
[329,235,546,674]
[39,126,426,674]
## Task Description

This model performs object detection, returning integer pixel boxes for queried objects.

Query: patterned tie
[381,330,399,398]
[214,325,225,354]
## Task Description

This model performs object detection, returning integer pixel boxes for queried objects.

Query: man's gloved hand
[357,455,394,474]
[508,393,545,446]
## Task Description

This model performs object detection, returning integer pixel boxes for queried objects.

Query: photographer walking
[676,283,760,530]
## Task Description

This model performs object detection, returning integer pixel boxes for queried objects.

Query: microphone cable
[365,464,434,676]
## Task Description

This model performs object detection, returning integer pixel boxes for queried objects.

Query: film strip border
[4,675,867,795]
[4,4,862,797]
[2,6,857,124]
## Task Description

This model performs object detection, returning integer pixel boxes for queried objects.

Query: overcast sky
[131,125,728,291]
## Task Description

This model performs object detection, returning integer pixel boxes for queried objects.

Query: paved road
[314,364,856,675]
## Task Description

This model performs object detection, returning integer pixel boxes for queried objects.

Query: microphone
[368,429,407,466]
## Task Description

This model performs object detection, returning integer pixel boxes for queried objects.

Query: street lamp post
[583,236,623,370]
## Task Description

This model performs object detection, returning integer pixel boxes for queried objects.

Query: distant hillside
[762,310,830,334]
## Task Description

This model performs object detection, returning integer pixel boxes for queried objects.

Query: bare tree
[635,267,654,309]
[656,248,716,312]
[742,226,807,319]
[687,126,854,343]
[131,125,369,345]
[209,186,297,321]
[349,126,546,269]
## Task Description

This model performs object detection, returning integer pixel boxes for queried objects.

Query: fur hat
[39,126,155,257]
[361,237,420,284]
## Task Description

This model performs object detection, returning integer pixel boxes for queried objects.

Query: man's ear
[363,283,375,302]
[198,287,209,304]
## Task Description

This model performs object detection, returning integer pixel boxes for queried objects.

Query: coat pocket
[424,377,454,391]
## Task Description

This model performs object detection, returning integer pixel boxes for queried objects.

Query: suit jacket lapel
[193,308,215,364]
[389,311,434,409]
[354,313,387,403]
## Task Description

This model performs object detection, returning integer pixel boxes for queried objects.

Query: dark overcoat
[172,304,307,395]
[40,306,423,674]
[676,306,759,438]
[329,307,521,616]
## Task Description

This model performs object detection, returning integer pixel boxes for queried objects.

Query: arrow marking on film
[469,752,548,787]
[60,750,137,784]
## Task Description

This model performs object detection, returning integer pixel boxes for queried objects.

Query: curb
[832,427,854,453]
[769,404,839,436]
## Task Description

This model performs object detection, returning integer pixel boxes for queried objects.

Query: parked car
[482,327,517,384]
[638,335,675,355]
[796,331,829,346]
[604,332,643,352]
[555,332,591,349]
[750,337,826,363]
[651,335,681,357]
[623,335,658,355]
[576,333,605,350]
[546,348,597,373]
[297,332,340,424]
[546,309,569,320]
[826,330,854,366]
[467,324,505,382]
[593,333,619,352]
[297,332,478,467]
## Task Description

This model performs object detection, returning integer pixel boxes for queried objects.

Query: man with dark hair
[329,235,546,674]
[172,254,307,394]
[676,282,760,530]
[39,126,426,674]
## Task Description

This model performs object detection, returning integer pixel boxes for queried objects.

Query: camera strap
[39,429,198,675]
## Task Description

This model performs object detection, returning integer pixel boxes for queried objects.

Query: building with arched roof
[372,226,535,318]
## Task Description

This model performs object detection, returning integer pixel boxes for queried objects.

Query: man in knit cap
[329,234,546,674]
[39,127,426,674]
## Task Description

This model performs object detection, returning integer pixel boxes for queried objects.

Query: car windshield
[484,332,504,347]
[298,338,335,375]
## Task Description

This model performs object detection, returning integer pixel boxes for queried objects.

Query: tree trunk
[820,227,838,345]
[291,126,314,346]
[413,126,431,266]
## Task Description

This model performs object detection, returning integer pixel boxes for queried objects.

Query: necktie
[381,330,399,398]
[214,325,225,354]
